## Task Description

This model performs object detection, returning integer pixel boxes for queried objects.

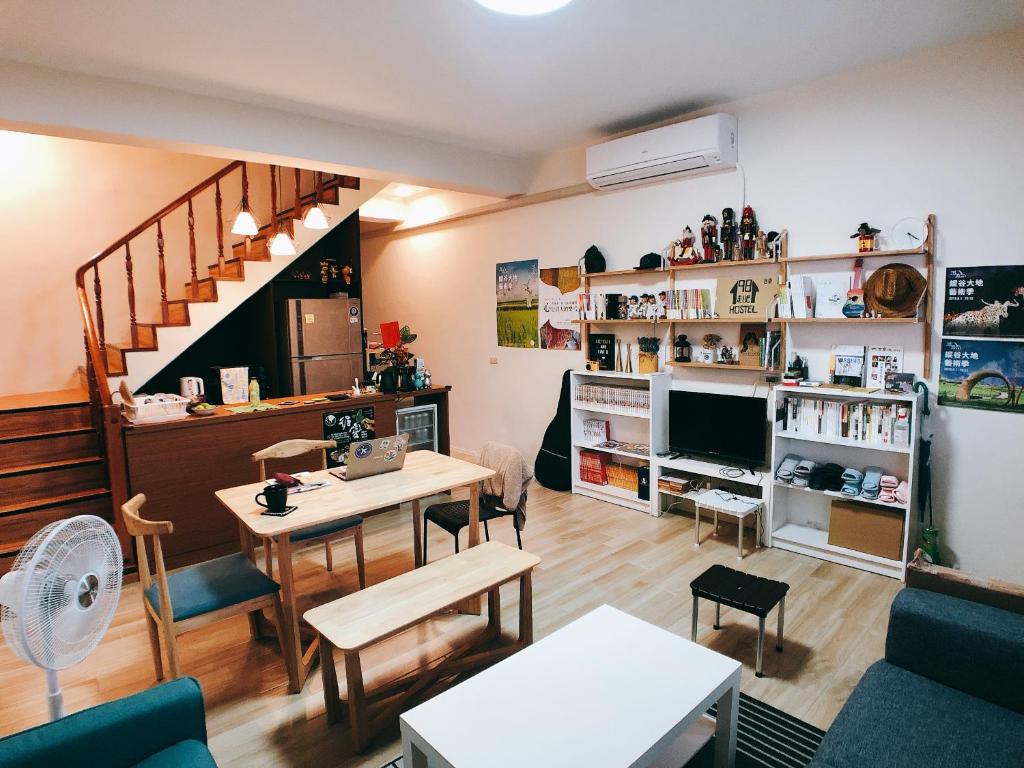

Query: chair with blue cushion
[122,494,292,686]
[252,439,365,588]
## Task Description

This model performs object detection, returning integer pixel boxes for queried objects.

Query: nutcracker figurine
[720,208,736,261]
[850,222,881,253]
[755,230,767,261]
[700,214,720,263]
[740,206,757,260]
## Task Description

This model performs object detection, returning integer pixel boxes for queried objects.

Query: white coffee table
[400,604,742,768]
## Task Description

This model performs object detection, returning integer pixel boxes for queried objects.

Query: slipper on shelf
[894,480,909,505]
[775,454,801,482]
[880,474,898,489]
[841,482,862,496]
[861,467,884,493]
[841,468,864,484]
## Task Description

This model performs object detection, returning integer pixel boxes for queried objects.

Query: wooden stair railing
[74,159,359,557]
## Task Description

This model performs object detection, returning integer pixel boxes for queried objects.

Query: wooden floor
[0,483,901,766]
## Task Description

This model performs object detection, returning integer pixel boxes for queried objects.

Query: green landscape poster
[496,259,539,348]
[938,338,1024,413]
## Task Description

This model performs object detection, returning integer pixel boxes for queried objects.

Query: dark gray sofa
[810,587,1024,768]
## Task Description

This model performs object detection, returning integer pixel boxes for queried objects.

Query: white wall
[364,27,1024,582]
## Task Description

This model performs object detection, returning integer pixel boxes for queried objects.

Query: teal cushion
[145,553,279,622]
[0,677,207,768]
[134,740,217,768]
[291,515,363,542]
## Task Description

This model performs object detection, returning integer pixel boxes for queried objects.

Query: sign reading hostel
[719,275,778,318]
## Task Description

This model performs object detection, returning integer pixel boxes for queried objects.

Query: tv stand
[652,454,770,525]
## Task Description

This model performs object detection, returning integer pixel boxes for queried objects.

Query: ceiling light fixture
[391,184,417,198]
[267,164,296,257]
[302,171,330,230]
[230,162,260,237]
[473,0,573,15]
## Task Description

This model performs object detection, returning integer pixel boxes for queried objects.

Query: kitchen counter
[122,385,451,568]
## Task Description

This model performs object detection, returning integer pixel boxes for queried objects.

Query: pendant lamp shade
[231,209,259,237]
[269,230,296,257]
[302,205,329,230]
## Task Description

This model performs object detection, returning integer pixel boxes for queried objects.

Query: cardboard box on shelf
[828,499,904,560]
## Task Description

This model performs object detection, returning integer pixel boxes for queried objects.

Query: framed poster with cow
[942,265,1024,338]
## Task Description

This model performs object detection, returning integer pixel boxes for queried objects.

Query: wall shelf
[572,318,661,325]
[781,246,928,265]
[666,362,779,372]
[667,258,779,272]
[572,442,650,461]
[775,429,912,454]
[780,316,921,325]
[584,267,666,278]
[774,481,908,511]
[670,317,777,325]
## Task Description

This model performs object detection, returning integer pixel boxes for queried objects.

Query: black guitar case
[535,370,572,491]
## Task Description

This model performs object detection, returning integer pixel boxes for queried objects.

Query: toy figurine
[740,206,757,260]
[720,208,736,261]
[645,294,662,320]
[657,291,668,319]
[617,294,629,320]
[671,226,699,265]
[851,222,881,253]
[755,230,767,261]
[700,214,720,263]
[627,295,641,319]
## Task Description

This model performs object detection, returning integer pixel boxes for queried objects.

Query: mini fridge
[396,404,438,453]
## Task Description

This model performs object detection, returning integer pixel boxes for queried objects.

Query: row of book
[665,289,714,320]
[779,396,911,447]
[573,384,650,414]
[756,329,783,370]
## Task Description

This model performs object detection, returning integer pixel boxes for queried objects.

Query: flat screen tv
[669,390,767,467]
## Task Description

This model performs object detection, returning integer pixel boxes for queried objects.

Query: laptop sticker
[383,450,398,462]
[379,438,391,450]
[354,442,373,459]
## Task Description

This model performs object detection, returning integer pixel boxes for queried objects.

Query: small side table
[690,489,763,559]
[690,564,789,678]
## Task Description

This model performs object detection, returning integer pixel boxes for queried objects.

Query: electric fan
[0,515,122,720]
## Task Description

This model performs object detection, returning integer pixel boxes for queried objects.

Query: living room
[0,3,1022,768]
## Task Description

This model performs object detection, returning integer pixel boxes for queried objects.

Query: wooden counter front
[123,386,450,568]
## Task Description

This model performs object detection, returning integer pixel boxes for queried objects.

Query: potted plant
[377,325,417,393]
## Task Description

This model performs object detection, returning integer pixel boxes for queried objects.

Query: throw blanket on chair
[479,441,533,530]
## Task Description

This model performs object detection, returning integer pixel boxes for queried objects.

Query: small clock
[890,217,927,251]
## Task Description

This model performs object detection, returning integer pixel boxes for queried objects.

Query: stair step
[0,488,113,573]
[184,278,217,301]
[105,344,127,375]
[0,402,92,438]
[133,323,159,349]
[0,428,99,470]
[207,257,246,279]
[232,236,270,262]
[164,300,191,326]
[0,456,107,505]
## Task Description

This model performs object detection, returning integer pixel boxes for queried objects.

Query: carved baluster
[215,179,225,273]
[315,170,323,204]
[292,167,301,236]
[187,197,198,295]
[156,219,168,317]
[241,162,253,262]
[93,265,106,355]
[269,164,278,236]
[125,242,137,345]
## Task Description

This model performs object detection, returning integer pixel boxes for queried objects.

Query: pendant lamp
[302,171,329,229]
[230,162,260,237]
[267,164,296,256]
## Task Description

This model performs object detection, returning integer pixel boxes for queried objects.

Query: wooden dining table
[215,450,496,693]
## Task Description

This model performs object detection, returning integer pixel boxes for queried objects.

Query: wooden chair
[252,439,366,588]
[122,493,291,683]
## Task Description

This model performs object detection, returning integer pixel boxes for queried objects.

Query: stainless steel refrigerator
[284,297,363,395]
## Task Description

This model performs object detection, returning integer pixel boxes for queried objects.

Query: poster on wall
[322,408,375,467]
[716,275,778,318]
[942,265,1024,338]
[496,259,540,348]
[538,266,582,350]
[937,339,1024,413]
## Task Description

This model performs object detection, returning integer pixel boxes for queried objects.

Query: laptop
[330,434,410,481]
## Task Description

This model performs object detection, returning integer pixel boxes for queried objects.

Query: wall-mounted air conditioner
[585,113,737,191]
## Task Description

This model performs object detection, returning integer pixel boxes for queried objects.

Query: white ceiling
[1,0,1022,158]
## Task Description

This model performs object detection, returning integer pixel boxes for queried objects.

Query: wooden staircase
[0,390,112,574]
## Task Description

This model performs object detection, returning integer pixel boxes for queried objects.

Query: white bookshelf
[768,386,921,579]
[570,370,670,516]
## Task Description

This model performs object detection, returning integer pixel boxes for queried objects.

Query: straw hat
[864,263,927,317]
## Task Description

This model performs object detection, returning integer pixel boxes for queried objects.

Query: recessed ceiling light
[391,184,418,198]
[474,0,573,16]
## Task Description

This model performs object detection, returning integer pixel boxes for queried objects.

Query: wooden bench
[303,541,540,752]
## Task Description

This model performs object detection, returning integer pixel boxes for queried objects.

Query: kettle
[179,376,205,401]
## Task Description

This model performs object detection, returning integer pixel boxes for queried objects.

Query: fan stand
[45,667,65,721]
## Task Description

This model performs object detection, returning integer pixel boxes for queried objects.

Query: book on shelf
[789,275,815,318]
[780,394,911,447]
[579,449,608,485]
[832,344,865,386]
[573,383,651,413]
[666,279,715,320]
[865,345,903,389]
[592,440,650,457]
[582,418,611,444]
[814,273,853,318]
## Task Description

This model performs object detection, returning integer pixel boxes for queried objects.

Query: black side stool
[690,564,789,678]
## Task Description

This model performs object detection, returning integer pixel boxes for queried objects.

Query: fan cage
[0,516,122,670]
